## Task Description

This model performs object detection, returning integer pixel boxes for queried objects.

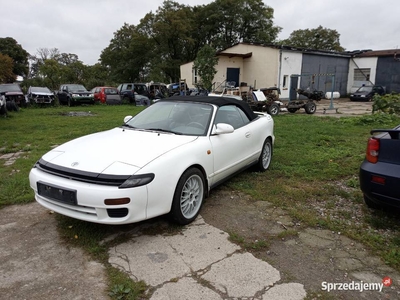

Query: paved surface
[285,98,374,117]
[0,203,108,300]
[108,216,306,299]
[277,98,373,117]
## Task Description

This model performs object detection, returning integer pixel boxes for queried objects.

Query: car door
[58,85,67,104]
[210,105,258,184]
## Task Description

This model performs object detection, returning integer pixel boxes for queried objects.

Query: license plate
[37,182,77,206]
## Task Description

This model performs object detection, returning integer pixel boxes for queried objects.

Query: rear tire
[258,138,273,171]
[305,102,316,114]
[170,168,205,225]
[267,103,280,116]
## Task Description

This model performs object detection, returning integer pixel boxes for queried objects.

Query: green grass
[2,105,400,298]
[227,112,400,269]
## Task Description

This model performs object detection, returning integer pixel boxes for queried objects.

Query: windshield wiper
[121,124,136,129]
[146,128,182,135]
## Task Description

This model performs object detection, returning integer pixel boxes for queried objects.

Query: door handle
[245,132,251,138]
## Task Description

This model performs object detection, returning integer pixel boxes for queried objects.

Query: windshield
[105,88,118,95]
[356,86,373,93]
[0,84,22,93]
[125,101,213,136]
[31,87,52,93]
[67,85,87,92]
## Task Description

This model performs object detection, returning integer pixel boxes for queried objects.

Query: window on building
[282,75,288,88]
[354,68,370,81]
[192,68,198,84]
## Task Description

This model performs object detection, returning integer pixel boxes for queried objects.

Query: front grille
[6,95,24,101]
[35,96,53,103]
[107,208,128,218]
[35,158,130,186]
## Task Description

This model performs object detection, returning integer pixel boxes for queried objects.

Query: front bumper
[30,96,54,104]
[72,96,94,104]
[350,95,371,101]
[29,167,148,224]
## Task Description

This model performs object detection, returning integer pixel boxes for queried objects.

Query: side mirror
[211,123,234,135]
[123,116,133,123]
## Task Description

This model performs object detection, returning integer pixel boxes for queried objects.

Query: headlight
[361,95,365,97]
[89,94,94,97]
[119,173,155,189]
[72,93,79,97]
[350,94,354,97]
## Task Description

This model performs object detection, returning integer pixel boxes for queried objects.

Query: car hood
[42,127,198,175]
[353,91,370,96]
[70,90,90,94]
[31,92,53,96]
[5,91,23,96]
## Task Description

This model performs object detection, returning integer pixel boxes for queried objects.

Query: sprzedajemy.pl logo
[321,277,392,293]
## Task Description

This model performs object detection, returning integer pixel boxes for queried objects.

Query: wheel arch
[176,163,209,198]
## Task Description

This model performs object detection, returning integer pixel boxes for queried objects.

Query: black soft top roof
[158,95,258,121]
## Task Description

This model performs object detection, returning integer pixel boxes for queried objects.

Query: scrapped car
[0,83,26,110]
[350,85,385,101]
[57,84,94,106]
[359,125,400,209]
[93,86,121,105]
[117,83,150,105]
[148,82,168,100]
[26,86,55,105]
[29,96,274,225]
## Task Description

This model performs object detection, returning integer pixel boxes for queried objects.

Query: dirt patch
[59,111,95,117]
[201,186,400,299]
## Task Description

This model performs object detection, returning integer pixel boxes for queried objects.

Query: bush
[372,93,400,114]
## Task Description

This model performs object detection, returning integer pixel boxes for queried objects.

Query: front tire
[258,138,273,171]
[170,168,205,225]
[6,100,19,111]
[0,103,7,116]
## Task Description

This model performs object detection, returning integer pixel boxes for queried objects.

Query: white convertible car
[29,96,274,225]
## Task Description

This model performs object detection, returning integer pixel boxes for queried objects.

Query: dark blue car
[359,125,400,209]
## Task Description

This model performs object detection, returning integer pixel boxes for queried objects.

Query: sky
[1,0,399,66]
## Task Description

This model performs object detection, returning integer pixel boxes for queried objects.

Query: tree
[0,37,29,77]
[100,23,154,82]
[204,0,281,50]
[0,53,16,83]
[280,26,345,52]
[85,63,112,90]
[37,59,63,90]
[28,48,60,78]
[138,1,198,82]
[193,45,218,91]
[99,0,282,83]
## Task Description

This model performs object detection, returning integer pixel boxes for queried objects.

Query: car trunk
[373,127,400,165]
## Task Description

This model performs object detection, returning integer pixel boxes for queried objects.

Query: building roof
[354,49,399,57]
